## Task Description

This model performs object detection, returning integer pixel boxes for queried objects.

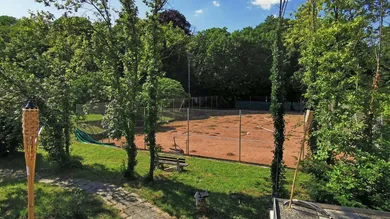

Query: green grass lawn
[0,142,311,219]
[0,178,120,219]
[77,114,104,122]
[77,123,106,134]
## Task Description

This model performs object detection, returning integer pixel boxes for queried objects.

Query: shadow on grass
[0,152,125,184]
[141,175,270,219]
[0,151,51,171]
[0,179,119,219]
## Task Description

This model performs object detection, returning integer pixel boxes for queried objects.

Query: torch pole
[23,101,39,219]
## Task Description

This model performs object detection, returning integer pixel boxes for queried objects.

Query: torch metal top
[24,101,37,109]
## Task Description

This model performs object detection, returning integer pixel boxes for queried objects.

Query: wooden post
[23,102,39,219]
[288,110,313,208]
[239,110,242,162]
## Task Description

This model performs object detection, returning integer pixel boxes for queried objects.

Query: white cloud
[213,1,220,7]
[195,9,204,16]
[251,0,280,10]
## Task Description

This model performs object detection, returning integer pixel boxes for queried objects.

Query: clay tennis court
[102,110,305,167]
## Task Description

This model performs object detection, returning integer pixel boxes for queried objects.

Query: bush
[0,114,22,156]
[302,156,390,211]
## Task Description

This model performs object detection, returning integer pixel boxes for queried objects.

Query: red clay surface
[102,111,305,167]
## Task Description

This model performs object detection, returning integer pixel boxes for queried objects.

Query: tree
[0,12,86,165]
[141,77,187,105]
[0,15,17,26]
[82,0,142,179]
[160,21,190,94]
[159,9,191,35]
[143,0,167,182]
[270,0,288,197]
[290,0,390,210]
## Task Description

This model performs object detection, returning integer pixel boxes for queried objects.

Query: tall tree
[143,0,167,182]
[289,0,390,210]
[89,0,141,179]
[159,9,191,35]
[39,0,142,178]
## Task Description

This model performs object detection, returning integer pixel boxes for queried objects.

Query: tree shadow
[0,151,52,171]
[51,155,127,185]
[141,175,270,219]
[0,179,118,219]
[0,153,125,185]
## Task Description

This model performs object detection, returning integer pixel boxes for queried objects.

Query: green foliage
[159,22,190,90]
[188,16,300,100]
[157,77,187,99]
[141,77,187,106]
[142,0,166,181]
[289,0,390,210]
[0,109,22,156]
[0,13,76,164]
[84,0,142,179]
[270,10,286,197]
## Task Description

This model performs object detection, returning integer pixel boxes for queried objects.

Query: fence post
[249,96,252,110]
[144,107,146,150]
[187,107,190,155]
[161,102,163,122]
[239,110,242,162]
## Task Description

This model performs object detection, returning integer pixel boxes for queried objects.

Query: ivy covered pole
[270,0,288,197]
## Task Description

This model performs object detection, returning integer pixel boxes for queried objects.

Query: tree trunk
[124,131,137,179]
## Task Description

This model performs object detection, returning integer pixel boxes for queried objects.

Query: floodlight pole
[187,52,192,108]
[23,101,39,219]
[288,110,313,208]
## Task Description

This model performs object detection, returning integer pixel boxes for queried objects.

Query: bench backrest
[157,155,186,163]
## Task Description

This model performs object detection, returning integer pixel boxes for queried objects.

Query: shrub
[0,113,22,156]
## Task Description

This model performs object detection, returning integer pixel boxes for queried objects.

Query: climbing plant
[270,0,288,197]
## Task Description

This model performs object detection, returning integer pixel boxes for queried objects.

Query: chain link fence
[75,101,305,166]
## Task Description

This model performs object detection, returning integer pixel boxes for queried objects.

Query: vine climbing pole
[23,101,39,219]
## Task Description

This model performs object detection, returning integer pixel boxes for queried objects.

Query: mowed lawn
[0,142,311,219]
[0,179,120,218]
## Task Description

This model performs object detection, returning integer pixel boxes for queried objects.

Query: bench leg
[176,159,182,172]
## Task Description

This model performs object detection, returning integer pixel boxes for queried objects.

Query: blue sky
[0,0,305,32]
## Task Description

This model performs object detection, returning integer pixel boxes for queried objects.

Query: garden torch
[22,101,39,219]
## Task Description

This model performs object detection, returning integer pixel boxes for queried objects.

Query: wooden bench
[155,154,188,172]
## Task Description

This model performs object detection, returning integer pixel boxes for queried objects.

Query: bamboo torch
[288,110,313,208]
[23,101,39,219]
